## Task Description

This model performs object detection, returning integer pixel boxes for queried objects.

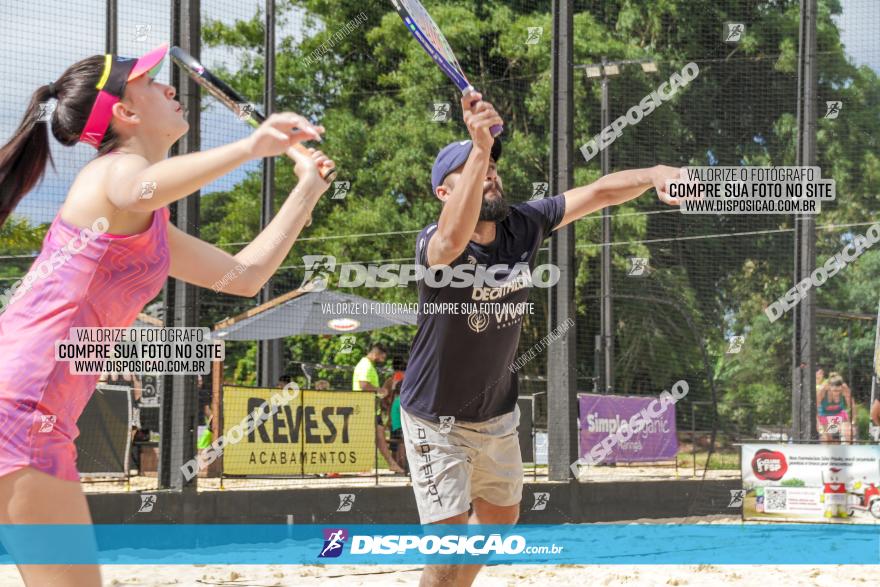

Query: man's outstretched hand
[652,165,687,206]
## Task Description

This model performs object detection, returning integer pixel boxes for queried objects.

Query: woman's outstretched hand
[246,112,324,159]
[286,147,335,227]
[288,146,334,190]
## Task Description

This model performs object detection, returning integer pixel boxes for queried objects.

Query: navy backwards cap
[431,138,502,194]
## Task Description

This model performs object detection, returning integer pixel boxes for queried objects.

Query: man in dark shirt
[399,91,684,587]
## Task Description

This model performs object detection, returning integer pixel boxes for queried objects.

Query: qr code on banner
[765,487,788,512]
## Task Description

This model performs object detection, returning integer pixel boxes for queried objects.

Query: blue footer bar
[0,524,877,565]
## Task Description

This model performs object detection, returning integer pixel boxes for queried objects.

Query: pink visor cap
[78,43,168,148]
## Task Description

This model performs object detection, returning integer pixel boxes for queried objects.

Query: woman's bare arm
[104,113,323,213]
[816,382,828,405]
[167,180,325,296]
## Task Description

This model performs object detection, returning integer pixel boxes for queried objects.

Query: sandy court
[0,563,874,586]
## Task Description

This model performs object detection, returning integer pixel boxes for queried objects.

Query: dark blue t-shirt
[400,195,566,423]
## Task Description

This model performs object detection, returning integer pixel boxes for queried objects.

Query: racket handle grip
[289,143,338,182]
[463,87,503,137]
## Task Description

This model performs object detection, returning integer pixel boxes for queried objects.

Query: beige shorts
[400,405,523,524]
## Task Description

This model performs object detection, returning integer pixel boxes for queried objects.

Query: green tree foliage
[0,2,870,433]
[190,1,879,431]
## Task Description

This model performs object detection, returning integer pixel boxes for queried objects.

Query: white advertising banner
[741,443,880,523]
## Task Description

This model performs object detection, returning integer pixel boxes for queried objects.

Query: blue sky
[1,0,309,224]
[1,0,877,225]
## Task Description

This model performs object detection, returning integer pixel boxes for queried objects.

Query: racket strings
[399,0,467,79]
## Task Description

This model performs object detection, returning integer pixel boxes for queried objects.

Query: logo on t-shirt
[471,265,533,301]
[467,311,490,333]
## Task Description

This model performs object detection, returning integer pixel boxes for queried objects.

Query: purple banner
[578,394,678,463]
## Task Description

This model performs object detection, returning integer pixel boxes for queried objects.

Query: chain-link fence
[1,0,878,496]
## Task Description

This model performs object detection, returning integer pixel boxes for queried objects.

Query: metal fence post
[547,0,578,483]
[159,0,201,492]
[258,0,281,388]
[105,0,117,54]
[792,0,818,441]
[599,58,614,395]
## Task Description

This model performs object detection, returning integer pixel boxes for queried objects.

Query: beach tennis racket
[390,0,503,137]
[169,46,337,182]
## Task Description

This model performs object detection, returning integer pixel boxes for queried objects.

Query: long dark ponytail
[0,55,123,227]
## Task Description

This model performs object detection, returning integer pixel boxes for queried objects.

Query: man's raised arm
[427,92,503,267]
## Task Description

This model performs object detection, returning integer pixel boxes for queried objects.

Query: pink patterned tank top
[0,206,171,481]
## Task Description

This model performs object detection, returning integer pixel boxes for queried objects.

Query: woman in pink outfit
[0,44,333,586]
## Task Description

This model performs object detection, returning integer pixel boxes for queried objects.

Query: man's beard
[479,184,510,222]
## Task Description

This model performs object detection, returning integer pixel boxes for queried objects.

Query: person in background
[315,379,331,391]
[388,358,408,474]
[352,344,389,394]
[352,344,403,473]
[197,373,214,423]
[869,396,880,441]
[195,374,214,456]
[817,372,854,444]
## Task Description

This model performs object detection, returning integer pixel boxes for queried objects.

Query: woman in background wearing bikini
[817,372,855,444]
